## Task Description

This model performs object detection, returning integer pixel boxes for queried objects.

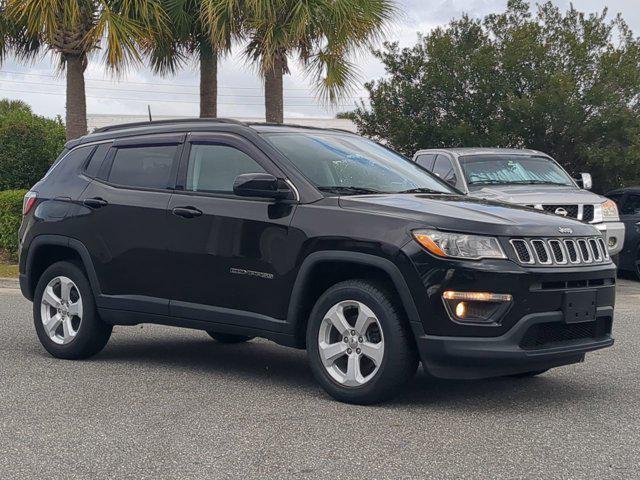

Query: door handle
[172,206,203,218]
[83,197,108,209]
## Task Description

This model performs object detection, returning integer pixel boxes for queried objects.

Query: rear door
[165,132,300,327]
[78,134,183,313]
[618,193,640,268]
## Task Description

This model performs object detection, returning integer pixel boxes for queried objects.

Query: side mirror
[233,173,294,200]
[577,172,592,190]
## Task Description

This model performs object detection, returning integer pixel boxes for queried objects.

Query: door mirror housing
[577,172,592,190]
[233,173,295,200]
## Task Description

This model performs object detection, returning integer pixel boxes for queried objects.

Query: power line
[0,77,368,100]
[0,87,361,108]
[0,69,370,95]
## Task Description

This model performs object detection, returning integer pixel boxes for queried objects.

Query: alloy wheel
[317,300,384,387]
[40,276,83,345]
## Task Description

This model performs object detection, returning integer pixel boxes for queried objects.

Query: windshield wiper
[396,188,447,194]
[468,179,569,186]
[317,186,385,195]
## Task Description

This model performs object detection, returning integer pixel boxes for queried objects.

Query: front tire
[306,280,418,405]
[33,261,112,359]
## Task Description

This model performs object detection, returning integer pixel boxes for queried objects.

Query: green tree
[353,0,640,193]
[146,0,237,118]
[1,0,168,140]
[202,0,396,124]
[0,99,66,190]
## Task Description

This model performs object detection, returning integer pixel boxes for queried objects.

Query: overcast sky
[0,0,638,120]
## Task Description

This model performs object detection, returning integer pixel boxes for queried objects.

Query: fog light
[608,237,617,248]
[455,302,467,318]
[443,291,513,324]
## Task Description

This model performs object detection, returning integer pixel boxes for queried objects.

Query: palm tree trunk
[65,54,87,140]
[199,48,217,118]
[264,54,284,124]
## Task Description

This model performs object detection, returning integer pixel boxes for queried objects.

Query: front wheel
[33,261,112,359]
[306,280,418,405]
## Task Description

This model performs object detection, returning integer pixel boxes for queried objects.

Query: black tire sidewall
[33,261,111,359]
[306,281,417,404]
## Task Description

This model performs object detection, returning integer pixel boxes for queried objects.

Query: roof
[415,147,548,157]
[67,118,356,148]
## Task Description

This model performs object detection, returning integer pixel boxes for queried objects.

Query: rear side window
[42,146,93,181]
[84,143,111,178]
[186,144,266,194]
[415,154,435,170]
[108,145,177,189]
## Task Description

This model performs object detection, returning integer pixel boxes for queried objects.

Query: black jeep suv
[18,119,615,404]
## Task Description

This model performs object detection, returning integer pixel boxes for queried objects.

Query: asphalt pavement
[1,278,639,479]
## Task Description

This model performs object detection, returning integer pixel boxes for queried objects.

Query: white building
[87,114,357,132]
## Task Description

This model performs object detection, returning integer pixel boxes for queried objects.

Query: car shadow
[82,331,611,411]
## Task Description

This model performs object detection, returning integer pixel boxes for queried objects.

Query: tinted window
[42,146,92,181]
[108,145,177,189]
[264,132,454,195]
[415,154,436,170]
[84,143,110,178]
[433,155,457,184]
[621,194,640,215]
[186,144,266,193]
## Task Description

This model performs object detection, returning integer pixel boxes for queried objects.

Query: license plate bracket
[563,290,597,323]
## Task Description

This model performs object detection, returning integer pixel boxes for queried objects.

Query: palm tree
[202,0,396,124]
[2,1,168,140]
[146,0,237,118]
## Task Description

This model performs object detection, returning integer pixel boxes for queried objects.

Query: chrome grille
[510,237,610,266]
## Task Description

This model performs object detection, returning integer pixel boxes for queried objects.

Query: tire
[207,332,254,344]
[33,261,112,359]
[509,369,549,378]
[635,249,640,281]
[306,280,418,405]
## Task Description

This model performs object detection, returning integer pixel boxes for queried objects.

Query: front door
[165,132,302,328]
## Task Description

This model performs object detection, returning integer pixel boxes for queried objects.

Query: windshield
[459,154,575,187]
[263,132,455,195]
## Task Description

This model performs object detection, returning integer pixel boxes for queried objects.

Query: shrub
[0,100,66,191]
[0,189,26,260]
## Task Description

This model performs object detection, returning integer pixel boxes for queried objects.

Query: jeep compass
[18,119,615,404]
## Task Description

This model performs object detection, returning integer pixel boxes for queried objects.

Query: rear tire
[33,261,112,359]
[207,332,254,344]
[306,280,418,405]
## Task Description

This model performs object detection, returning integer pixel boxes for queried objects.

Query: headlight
[413,229,506,260]
[600,199,619,221]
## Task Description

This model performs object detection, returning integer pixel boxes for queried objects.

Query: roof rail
[92,117,247,134]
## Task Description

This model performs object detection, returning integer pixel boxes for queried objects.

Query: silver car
[412,148,625,255]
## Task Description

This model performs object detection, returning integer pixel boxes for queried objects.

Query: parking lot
[1,278,639,479]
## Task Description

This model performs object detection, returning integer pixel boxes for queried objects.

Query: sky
[0,0,638,120]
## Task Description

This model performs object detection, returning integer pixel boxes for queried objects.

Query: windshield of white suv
[459,154,575,187]
[263,132,455,195]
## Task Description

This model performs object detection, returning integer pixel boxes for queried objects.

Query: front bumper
[595,221,625,256]
[415,307,614,379]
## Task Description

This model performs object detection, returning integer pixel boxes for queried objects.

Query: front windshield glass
[263,132,455,195]
[459,154,575,187]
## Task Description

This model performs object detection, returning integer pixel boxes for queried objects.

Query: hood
[339,194,600,237]
[467,184,606,205]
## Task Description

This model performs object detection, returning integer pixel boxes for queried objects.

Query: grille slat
[510,236,609,266]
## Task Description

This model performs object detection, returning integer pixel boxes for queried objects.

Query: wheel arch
[22,235,101,301]
[286,251,422,348]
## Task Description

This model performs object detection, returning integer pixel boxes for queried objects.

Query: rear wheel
[306,280,418,405]
[207,332,254,344]
[33,261,112,359]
